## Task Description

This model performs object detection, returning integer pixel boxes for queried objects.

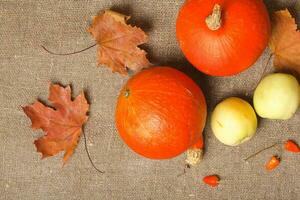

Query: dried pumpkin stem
[41,43,97,56]
[186,148,203,166]
[205,4,222,31]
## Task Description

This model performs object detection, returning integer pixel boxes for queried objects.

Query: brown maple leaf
[88,10,151,75]
[269,9,300,75]
[22,83,89,164]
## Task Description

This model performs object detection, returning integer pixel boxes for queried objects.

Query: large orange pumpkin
[115,67,207,160]
[176,0,271,76]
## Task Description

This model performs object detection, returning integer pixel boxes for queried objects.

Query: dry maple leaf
[22,83,89,164]
[88,10,151,75]
[269,9,300,75]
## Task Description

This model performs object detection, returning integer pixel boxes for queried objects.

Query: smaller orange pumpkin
[176,0,271,76]
[115,67,207,164]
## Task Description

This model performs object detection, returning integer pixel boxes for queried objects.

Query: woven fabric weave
[0,0,299,199]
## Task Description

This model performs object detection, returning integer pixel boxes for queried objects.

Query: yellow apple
[211,97,257,146]
[254,73,299,120]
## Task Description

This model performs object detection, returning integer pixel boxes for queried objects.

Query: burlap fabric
[1,0,299,199]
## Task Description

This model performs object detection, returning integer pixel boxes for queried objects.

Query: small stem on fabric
[177,164,191,177]
[244,142,280,162]
[41,43,97,56]
[82,131,104,174]
[253,53,273,91]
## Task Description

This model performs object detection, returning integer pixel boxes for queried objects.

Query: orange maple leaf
[22,83,89,164]
[88,10,151,75]
[269,9,300,75]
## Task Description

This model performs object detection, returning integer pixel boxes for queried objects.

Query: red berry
[203,175,220,187]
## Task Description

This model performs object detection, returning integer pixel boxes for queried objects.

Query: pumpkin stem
[186,148,203,166]
[205,4,222,31]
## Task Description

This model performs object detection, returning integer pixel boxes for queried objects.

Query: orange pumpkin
[115,67,207,160]
[176,0,271,76]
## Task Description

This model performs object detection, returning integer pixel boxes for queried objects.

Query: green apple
[254,73,299,120]
[211,97,257,146]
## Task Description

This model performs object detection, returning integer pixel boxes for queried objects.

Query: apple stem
[244,142,281,162]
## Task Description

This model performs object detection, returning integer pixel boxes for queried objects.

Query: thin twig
[82,131,104,174]
[252,53,274,92]
[244,142,280,162]
[177,164,190,177]
[41,43,97,56]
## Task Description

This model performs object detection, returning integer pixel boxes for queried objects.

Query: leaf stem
[82,130,104,174]
[244,142,281,162]
[41,43,97,56]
